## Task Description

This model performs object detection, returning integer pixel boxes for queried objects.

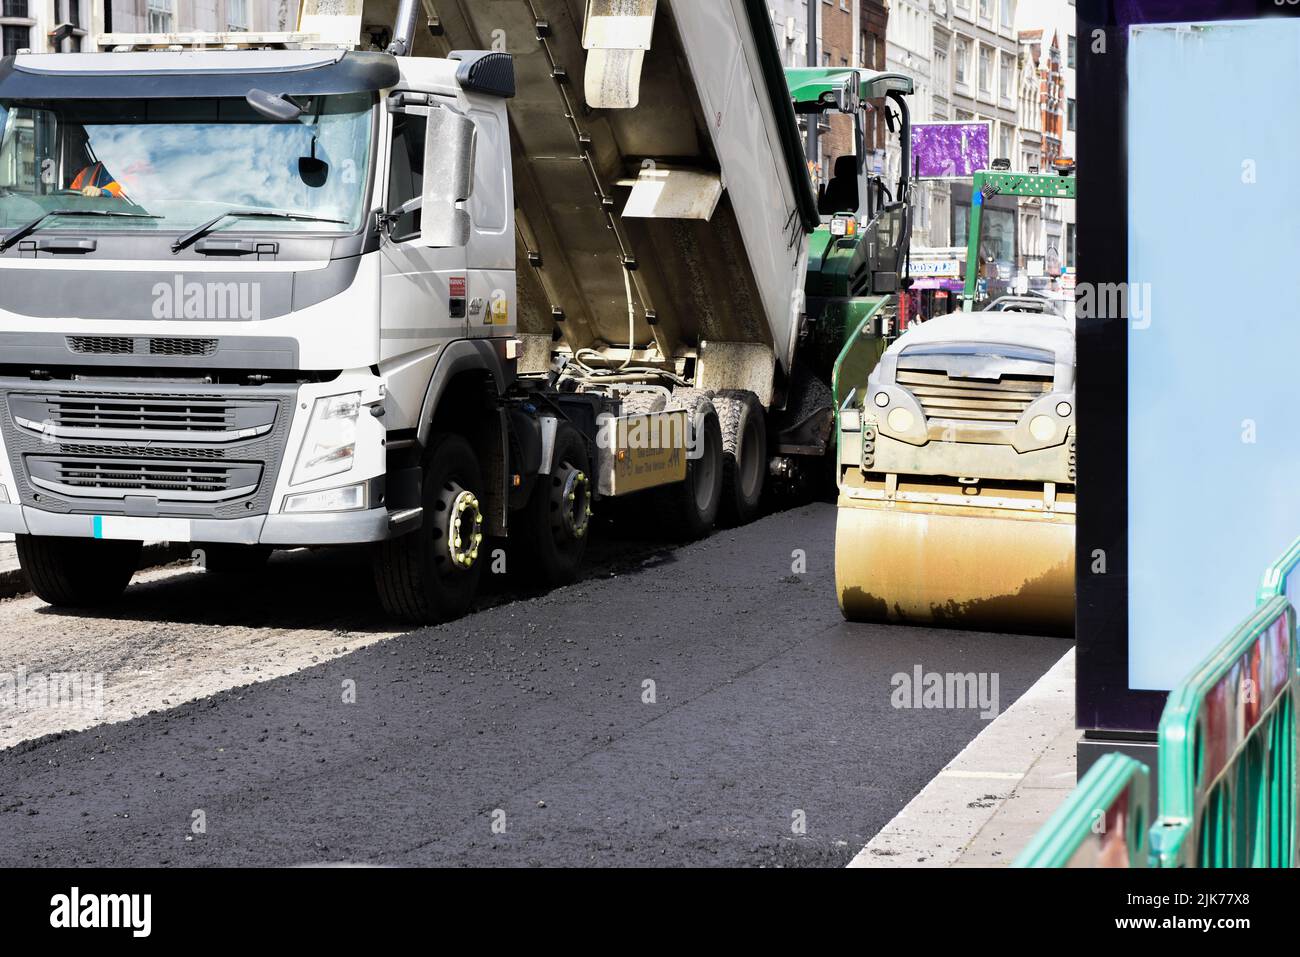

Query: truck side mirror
[416,106,476,248]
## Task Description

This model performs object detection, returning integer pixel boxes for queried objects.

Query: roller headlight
[291,392,362,486]
[887,407,915,433]
[1029,415,1058,442]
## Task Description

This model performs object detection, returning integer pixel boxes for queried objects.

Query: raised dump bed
[422,0,818,394]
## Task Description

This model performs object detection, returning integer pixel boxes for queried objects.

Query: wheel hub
[555,466,593,540]
[443,485,484,570]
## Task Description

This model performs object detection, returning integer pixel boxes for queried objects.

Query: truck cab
[0,46,521,612]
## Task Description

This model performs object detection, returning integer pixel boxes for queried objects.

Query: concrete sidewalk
[850,647,1077,867]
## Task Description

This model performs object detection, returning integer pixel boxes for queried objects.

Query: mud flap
[583,0,659,109]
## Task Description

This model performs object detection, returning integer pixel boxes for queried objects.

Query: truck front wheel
[374,433,486,623]
[514,423,592,586]
[15,534,141,608]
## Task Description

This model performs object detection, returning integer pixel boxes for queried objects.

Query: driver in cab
[69,162,125,199]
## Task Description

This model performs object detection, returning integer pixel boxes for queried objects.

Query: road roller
[833,310,1076,635]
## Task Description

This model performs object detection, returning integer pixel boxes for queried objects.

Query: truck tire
[652,389,724,541]
[374,432,486,623]
[712,389,767,527]
[196,544,272,575]
[514,423,593,586]
[619,390,668,415]
[15,534,141,608]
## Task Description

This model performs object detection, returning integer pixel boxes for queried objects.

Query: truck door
[378,91,472,358]
[464,103,517,339]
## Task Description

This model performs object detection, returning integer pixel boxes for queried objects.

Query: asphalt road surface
[0,504,1071,867]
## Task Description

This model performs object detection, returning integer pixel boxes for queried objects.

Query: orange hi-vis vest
[70,163,124,198]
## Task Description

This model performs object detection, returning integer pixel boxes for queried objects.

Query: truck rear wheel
[712,390,767,527]
[15,534,141,608]
[374,433,486,624]
[653,390,724,541]
[515,423,592,586]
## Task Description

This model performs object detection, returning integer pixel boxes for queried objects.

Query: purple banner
[911,122,990,179]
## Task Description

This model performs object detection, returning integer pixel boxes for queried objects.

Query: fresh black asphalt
[0,503,1071,867]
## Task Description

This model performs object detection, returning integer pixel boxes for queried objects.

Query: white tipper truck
[0,0,889,622]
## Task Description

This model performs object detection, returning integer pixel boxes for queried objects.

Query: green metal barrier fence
[1149,595,1297,866]
[1017,535,1300,867]
[1014,754,1151,867]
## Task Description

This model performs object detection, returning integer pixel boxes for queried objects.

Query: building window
[955,38,969,84]
[1066,223,1077,268]
[227,0,249,31]
[1067,35,1076,69]
[1001,0,1013,29]
[999,125,1012,163]
[1,24,28,55]
[978,46,991,93]
[147,0,174,33]
[1067,97,1077,131]
[999,53,1012,99]
[2,0,28,17]
[979,0,992,21]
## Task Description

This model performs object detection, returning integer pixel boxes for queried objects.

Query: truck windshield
[0,92,374,238]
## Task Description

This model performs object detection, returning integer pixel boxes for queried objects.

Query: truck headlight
[291,392,361,486]
[283,483,368,513]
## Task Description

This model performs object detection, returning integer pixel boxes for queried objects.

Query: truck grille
[9,390,276,442]
[65,336,219,357]
[0,380,296,519]
[897,369,1052,424]
[27,456,262,503]
[66,336,134,355]
[149,338,218,357]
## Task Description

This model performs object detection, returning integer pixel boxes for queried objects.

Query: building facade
[878,0,1078,306]
[945,0,1022,270]
[1015,29,1044,271]
[1,0,292,54]
[884,0,935,241]
[858,0,888,174]
[2,0,90,54]
[103,0,293,36]
[1016,0,1076,276]
[817,0,858,178]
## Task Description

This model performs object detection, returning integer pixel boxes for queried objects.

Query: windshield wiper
[0,209,162,253]
[172,210,348,254]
